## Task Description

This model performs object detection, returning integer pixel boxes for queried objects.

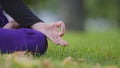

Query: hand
[3,20,19,29]
[31,21,68,46]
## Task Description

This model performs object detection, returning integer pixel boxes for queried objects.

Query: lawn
[0,31,120,68]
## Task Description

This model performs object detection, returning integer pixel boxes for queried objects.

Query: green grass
[0,31,120,68]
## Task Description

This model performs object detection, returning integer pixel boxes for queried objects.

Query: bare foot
[31,21,68,46]
[3,20,19,29]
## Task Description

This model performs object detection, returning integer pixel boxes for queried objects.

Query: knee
[18,28,48,55]
[34,32,48,55]
[24,28,48,55]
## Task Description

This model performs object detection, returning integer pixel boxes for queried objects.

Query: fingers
[48,33,68,46]
[58,36,68,46]
[56,21,68,46]
[48,35,59,45]
[56,21,66,37]
[35,21,68,46]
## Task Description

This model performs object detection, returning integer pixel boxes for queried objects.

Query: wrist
[31,22,45,30]
[31,22,43,28]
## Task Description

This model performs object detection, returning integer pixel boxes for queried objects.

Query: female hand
[3,20,68,46]
[3,20,19,29]
[31,21,68,46]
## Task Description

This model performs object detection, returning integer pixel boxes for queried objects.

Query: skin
[3,21,68,46]
[3,20,19,29]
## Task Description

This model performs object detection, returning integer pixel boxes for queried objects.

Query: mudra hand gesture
[4,21,68,46]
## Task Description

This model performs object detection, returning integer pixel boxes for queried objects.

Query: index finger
[57,21,66,37]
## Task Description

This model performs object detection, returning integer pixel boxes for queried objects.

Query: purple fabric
[0,7,48,55]
[0,28,48,55]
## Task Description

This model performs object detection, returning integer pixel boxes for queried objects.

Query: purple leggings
[0,8,48,55]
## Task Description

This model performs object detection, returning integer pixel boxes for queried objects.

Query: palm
[31,21,68,46]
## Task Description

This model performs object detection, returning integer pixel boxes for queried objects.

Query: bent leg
[0,28,48,55]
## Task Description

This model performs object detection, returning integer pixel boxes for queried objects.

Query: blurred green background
[1,1,120,68]
[24,0,120,32]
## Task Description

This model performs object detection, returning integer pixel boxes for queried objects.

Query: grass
[0,31,120,68]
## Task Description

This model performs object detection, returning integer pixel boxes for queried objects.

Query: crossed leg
[4,21,68,46]
[0,28,48,55]
[1,20,68,56]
